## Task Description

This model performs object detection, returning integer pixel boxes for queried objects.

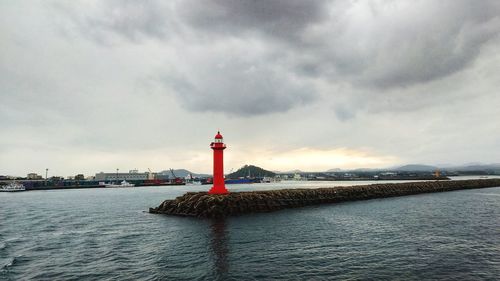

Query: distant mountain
[395,164,438,172]
[227,165,276,178]
[444,163,500,172]
[326,168,342,172]
[158,169,209,178]
[352,168,380,172]
[461,162,483,166]
[283,169,304,174]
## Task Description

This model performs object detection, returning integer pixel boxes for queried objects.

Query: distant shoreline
[0,182,186,191]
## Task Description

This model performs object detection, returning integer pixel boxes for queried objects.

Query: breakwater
[149,179,500,218]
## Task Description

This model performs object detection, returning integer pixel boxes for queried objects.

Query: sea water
[1,179,499,280]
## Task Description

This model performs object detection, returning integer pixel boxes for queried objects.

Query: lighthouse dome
[215,131,223,139]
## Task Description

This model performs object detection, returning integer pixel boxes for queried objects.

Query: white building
[27,173,43,180]
[95,171,154,181]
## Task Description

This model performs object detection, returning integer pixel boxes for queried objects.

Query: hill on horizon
[443,163,500,172]
[394,164,438,171]
[227,165,276,178]
[326,168,342,172]
[279,169,304,174]
[158,169,209,178]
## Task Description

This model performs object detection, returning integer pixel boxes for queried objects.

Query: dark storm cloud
[324,0,500,88]
[177,0,500,88]
[177,0,329,40]
[163,57,315,116]
[50,0,323,115]
[51,0,500,116]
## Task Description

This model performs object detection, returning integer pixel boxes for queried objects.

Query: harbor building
[95,170,154,181]
[27,173,43,180]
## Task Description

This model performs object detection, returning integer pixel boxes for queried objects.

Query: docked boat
[104,180,135,188]
[201,177,213,185]
[0,182,26,192]
[225,178,254,184]
[261,177,272,183]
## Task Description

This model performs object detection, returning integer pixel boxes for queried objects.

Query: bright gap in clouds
[226,147,399,172]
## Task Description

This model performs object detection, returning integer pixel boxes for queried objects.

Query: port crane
[169,168,185,184]
[147,168,153,180]
[169,168,176,179]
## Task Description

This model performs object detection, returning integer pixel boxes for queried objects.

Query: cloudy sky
[1,0,499,177]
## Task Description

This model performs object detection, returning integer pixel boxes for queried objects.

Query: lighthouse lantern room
[209,131,228,194]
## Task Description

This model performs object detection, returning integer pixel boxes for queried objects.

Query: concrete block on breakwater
[149,179,500,218]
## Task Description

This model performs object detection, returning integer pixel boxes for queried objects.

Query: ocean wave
[1,256,20,271]
[471,192,500,197]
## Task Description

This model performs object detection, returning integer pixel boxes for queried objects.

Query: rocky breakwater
[149,179,500,218]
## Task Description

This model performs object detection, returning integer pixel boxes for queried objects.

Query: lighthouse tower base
[208,186,228,195]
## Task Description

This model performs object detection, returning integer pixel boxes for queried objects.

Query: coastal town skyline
[4,161,500,180]
[2,1,500,176]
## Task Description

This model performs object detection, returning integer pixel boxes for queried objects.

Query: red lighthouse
[209,131,228,194]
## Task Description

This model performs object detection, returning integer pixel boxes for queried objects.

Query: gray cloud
[177,0,328,40]
[286,1,499,89]
[51,1,175,44]
[177,0,500,88]
[163,55,316,116]
[51,0,500,116]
